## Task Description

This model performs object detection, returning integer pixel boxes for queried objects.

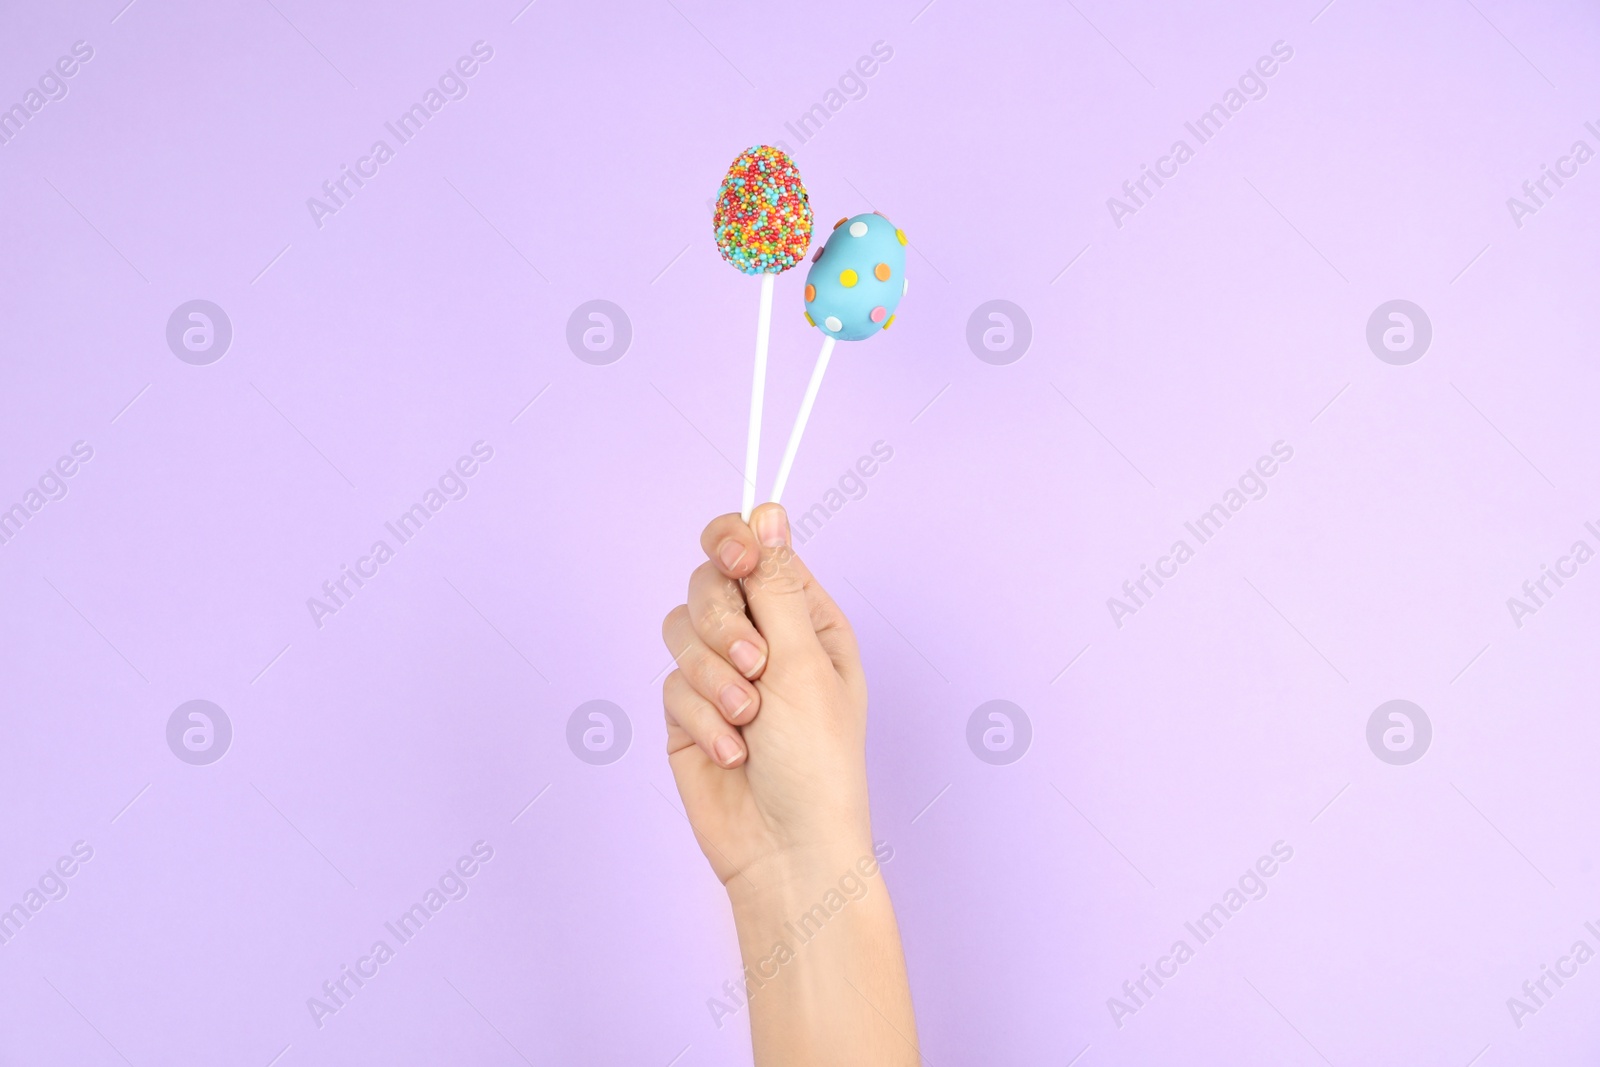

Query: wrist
[728,839,890,934]
[723,837,914,1065]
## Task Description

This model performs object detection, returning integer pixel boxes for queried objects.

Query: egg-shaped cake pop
[713,146,813,275]
[803,212,908,341]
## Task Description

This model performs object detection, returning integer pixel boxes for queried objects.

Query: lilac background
[2,0,1599,1063]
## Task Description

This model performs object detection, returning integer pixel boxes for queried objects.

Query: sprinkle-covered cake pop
[713,146,813,275]
[803,212,908,341]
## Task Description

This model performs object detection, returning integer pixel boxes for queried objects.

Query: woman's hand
[661,504,918,1066]
[660,503,872,893]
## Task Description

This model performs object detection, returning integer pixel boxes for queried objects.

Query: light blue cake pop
[802,212,908,341]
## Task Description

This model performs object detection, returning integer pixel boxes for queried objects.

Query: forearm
[730,845,918,1067]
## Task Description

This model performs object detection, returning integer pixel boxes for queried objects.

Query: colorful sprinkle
[712,146,813,276]
[849,221,868,237]
[804,310,815,326]
[804,284,816,302]
[834,217,848,229]
[902,277,909,296]
[895,229,907,246]
[839,269,858,287]
[883,314,895,329]
[874,263,891,281]
[812,246,824,263]
[824,315,843,332]
[870,305,887,323]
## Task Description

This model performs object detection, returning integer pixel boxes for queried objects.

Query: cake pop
[713,146,813,519]
[769,211,908,505]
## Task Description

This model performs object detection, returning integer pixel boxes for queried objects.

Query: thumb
[744,504,828,667]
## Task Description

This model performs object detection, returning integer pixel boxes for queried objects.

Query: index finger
[699,513,761,580]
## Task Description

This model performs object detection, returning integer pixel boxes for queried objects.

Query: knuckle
[661,603,688,641]
[672,638,702,674]
[793,648,837,684]
[690,575,749,642]
[751,546,806,593]
[757,567,807,599]
[695,589,745,638]
[670,638,727,697]
[821,616,858,647]
[662,671,684,716]
[701,515,732,544]
[686,645,726,689]
[694,601,725,639]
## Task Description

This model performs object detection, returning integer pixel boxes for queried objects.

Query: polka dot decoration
[801,212,908,341]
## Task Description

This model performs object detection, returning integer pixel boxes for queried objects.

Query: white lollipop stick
[741,272,776,521]
[769,334,837,507]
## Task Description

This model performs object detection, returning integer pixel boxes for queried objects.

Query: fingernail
[720,684,752,719]
[718,539,748,571]
[713,734,744,766]
[729,640,765,677]
[755,509,788,548]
